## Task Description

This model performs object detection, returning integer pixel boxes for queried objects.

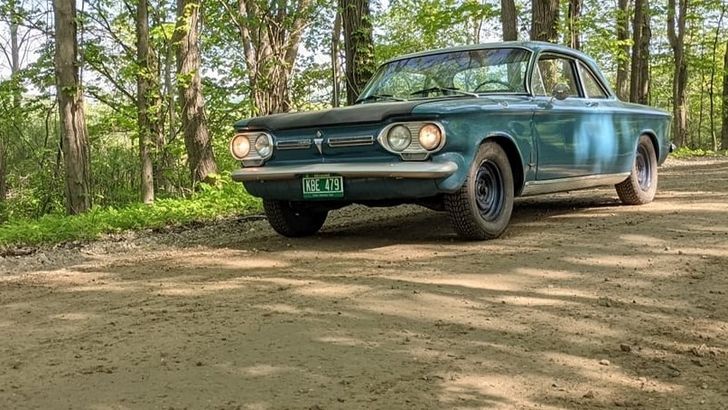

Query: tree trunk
[160,40,175,193]
[53,0,91,215]
[136,0,155,203]
[232,0,311,115]
[629,0,650,105]
[616,0,631,100]
[708,5,725,151]
[667,0,688,148]
[331,9,342,108]
[566,0,582,49]
[500,0,517,41]
[175,0,217,184]
[340,0,376,105]
[530,0,559,43]
[0,0,22,203]
[722,38,728,150]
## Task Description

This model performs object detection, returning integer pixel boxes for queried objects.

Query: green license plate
[302,175,344,199]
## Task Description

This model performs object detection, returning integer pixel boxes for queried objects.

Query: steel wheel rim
[474,160,504,221]
[636,145,651,191]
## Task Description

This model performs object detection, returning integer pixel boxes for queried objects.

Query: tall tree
[667,0,689,148]
[722,38,728,150]
[136,0,155,203]
[566,0,582,49]
[629,0,650,104]
[224,0,312,115]
[340,0,376,105]
[615,0,631,100]
[531,0,559,42]
[0,0,23,203]
[708,4,725,151]
[175,0,217,184]
[500,0,517,41]
[53,0,91,214]
[331,8,342,108]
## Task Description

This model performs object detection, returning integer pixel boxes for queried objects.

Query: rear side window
[580,63,609,99]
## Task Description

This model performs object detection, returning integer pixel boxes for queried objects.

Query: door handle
[585,101,599,108]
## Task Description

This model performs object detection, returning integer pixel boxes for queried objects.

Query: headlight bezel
[230,131,274,166]
[377,121,446,160]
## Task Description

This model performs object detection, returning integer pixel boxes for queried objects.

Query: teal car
[230,42,672,240]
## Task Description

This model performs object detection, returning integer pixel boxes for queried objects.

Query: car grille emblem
[314,131,324,154]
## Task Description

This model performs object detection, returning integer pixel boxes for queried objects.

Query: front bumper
[231,161,459,182]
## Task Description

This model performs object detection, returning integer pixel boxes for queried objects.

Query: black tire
[263,200,328,237]
[615,135,658,205]
[444,142,514,240]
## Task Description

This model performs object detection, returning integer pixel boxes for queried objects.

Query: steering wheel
[473,79,513,92]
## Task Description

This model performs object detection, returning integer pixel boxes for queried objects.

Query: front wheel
[263,200,328,237]
[615,135,658,205]
[444,142,514,240]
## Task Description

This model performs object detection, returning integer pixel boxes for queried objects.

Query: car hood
[234,97,528,132]
[235,101,427,131]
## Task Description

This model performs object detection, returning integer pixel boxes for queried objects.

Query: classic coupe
[230,41,672,240]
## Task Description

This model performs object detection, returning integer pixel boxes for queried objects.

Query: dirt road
[1,158,727,410]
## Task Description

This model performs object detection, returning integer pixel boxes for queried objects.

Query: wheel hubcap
[475,160,504,221]
[636,145,652,191]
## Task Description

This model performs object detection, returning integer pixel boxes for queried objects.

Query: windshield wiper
[409,87,479,98]
[356,94,408,104]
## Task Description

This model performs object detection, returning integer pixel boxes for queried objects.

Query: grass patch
[0,174,261,248]
[671,147,728,159]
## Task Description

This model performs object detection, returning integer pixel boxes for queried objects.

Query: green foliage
[0,174,261,247]
[671,146,728,158]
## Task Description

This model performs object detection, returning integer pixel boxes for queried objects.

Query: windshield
[357,48,531,103]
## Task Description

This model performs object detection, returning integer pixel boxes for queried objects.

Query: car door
[531,53,616,180]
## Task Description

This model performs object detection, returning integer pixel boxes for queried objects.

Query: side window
[536,55,580,98]
[530,65,547,96]
[579,63,609,99]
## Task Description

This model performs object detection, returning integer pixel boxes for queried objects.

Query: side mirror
[552,84,570,101]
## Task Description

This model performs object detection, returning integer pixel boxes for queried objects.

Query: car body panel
[232,41,671,204]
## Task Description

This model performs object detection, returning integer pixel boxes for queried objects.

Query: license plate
[302,175,344,199]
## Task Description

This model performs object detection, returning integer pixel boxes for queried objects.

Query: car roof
[381,41,595,66]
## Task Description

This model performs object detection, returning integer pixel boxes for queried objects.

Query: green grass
[0,174,261,248]
[671,147,728,159]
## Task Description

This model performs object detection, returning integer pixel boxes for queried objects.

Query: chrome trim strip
[521,172,630,196]
[327,135,374,148]
[232,161,458,182]
[276,139,312,150]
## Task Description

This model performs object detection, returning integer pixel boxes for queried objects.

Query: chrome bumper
[232,161,458,182]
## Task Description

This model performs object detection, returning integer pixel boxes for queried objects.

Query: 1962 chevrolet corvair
[230,41,672,240]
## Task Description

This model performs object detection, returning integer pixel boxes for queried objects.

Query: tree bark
[230,0,311,115]
[722,38,728,150]
[500,0,517,41]
[708,4,725,151]
[530,0,559,43]
[340,0,376,105]
[331,9,342,108]
[629,0,650,105]
[566,0,582,49]
[667,0,689,148]
[53,0,92,215]
[175,0,217,184]
[616,0,631,100]
[136,0,155,203]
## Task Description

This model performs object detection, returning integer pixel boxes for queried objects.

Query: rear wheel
[444,142,514,240]
[615,135,658,205]
[263,200,328,237]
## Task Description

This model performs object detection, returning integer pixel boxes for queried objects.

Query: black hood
[235,101,428,131]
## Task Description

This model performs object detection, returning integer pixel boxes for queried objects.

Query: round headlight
[418,123,442,151]
[254,134,272,157]
[387,125,411,152]
[230,135,250,159]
